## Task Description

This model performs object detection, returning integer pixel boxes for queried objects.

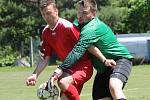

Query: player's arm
[50,29,105,82]
[88,45,116,67]
[50,38,89,83]
[26,37,52,86]
[58,30,99,70]
[32,56,50,77]
[57,28,116,70]
[26,56,50,86]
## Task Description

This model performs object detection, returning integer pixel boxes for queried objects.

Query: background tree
[0,0,44,66]
[124,0,150,33]
[0,0,149,66]
[97,0,130,33]
[0,0,44,53]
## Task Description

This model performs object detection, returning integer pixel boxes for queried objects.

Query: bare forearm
[88,45,106,63]
[88,45,116,67]
[32,56,49,77]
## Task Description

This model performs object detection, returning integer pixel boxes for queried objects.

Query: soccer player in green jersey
[51,0,133,100]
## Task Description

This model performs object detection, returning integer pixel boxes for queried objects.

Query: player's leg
[58,61,93,100]
[109,78,126,99]
[58,72,73,91]
[58,71,91,100]
[58,72,80,100]
[109,58,132,100]
[92,71,113,100]
[60,85,82,100]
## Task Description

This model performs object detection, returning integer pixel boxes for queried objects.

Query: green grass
[0,65,150,100]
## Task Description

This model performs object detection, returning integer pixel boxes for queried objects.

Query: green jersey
[59,17,133,73]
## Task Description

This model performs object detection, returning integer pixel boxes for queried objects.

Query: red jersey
[41,18,88,61]
[41,18,93,87]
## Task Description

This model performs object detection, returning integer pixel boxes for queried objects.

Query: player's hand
[26,74,37,86]
[103,59,116,68]
[50,68,63,86]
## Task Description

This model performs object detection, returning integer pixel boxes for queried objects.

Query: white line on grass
[124,87,150,91]
[80,87,150,97]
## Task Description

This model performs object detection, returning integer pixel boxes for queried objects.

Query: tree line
[0,0,150,66]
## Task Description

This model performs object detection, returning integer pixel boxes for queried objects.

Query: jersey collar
[49,18,60,31]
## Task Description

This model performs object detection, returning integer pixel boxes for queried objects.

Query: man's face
[77,4,93,24]
[40,4,58,25]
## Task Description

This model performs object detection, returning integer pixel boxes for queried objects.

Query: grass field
[0,65,150,100]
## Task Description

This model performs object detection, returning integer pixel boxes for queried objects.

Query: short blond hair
[77,0,97,11]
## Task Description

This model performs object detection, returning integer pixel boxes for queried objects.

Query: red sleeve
[69,25,80,41]
[40,32,52,59]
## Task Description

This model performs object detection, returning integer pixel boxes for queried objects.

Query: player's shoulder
[59,18,74,28]
[83,17,106,31]
[41,25,49,35]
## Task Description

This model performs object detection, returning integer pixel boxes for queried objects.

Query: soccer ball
[37,82,59,100]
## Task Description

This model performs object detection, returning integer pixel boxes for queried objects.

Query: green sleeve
[58,30,101,69]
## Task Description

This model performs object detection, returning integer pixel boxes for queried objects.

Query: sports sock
[117,98,127,100]
[63,84,80,100]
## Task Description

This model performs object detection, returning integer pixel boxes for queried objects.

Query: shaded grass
[0,65,150,100]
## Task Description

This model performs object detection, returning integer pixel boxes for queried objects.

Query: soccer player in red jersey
[26,0,93,100]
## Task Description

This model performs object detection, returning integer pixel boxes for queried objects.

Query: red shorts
[64,59,93,94]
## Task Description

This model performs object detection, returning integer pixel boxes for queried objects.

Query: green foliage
[108,0,129,7]
[0,46,17,67]
[124,0,150,33]
[98,0,130,33]
[56,0,77,21]
[0,0,150,67]
[60,8,76,22]
[95,0,109,7]
[97,0,150,33]
[0,0,44,51]
[98,6,128,33]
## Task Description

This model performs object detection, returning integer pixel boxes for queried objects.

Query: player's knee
[57,78,69,91]
[57,79,65,87]
[109,78,123,93]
